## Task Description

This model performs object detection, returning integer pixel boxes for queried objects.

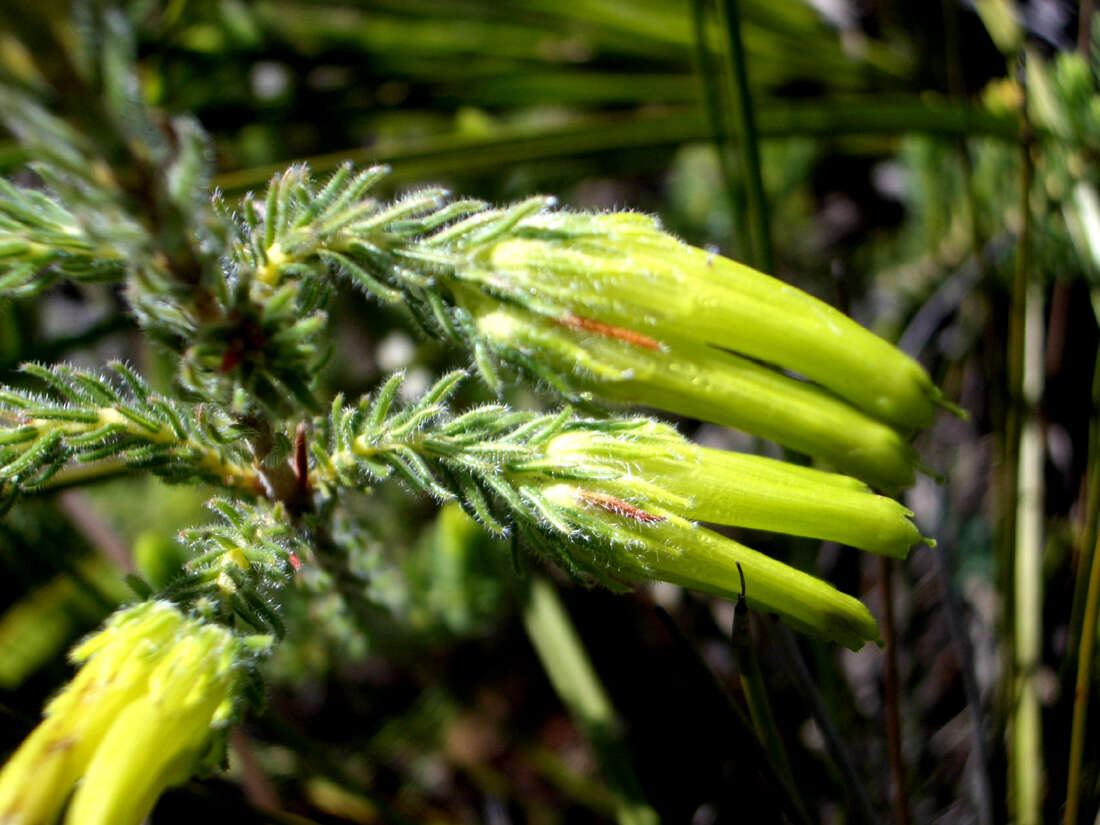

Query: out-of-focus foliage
[3,1,1100,824]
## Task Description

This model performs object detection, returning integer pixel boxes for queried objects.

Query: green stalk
[0,142,27,174]
[1012,284,1045,824]
[1065,527,1100,825]
[1058,349,1100,825]
[0,314,134,373]
[715,0,772,272]
[524,746,619,818]
[521,576,659,825]
[737,655,794,785]
[1080,0,1097,55]
[1007,73,1044,824]
[1063,211,1100,825]
[1065,343,1100,692]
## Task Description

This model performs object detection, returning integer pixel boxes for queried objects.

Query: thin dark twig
[880,557,911,825]
[1065,528,1100,825]
[1080,0,1096,56]
[58,490,133,572]
[930,537,997,825]
[896,228,998,825]
[0,313,134,376]
[774,624,878,825]
[652,604,814,825]
[730,565,807,820]
[1009,61,1045,825]
[230,729,283,812]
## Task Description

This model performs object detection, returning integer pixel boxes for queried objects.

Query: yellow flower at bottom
[0,601,241,825]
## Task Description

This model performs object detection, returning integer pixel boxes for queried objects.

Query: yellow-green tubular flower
[448,211,947,433]
[503,419,929,648]
[0,601,242,825]
[541,421,924,560]
[539,483,880,650]
[466,295,919,491]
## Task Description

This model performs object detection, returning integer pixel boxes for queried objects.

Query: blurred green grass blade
[214,98,1018,195]
[251,0,870,73]
[523,745,619,818]
[717,0,772,271]
[690,0,749,258]
[0,557,128,689]
[733,599,807,822]
[521,576,659,825]
[0,141,26,174]
[435,71,698,107]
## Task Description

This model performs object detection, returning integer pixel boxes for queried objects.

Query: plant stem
[57,490,132,572]
[715,0,772,272]
[0,313,133,377]
[1080,0,1096,55]
[1012,283,1044,824]
[253,714,419,825]
[1065,528,1100,825]
[1009,74,1045,825]
[1064,308,1100,825]
[1065,342,1100,698]
[520,576,659,825]
[880,557,912,825]
[736,650,798,790]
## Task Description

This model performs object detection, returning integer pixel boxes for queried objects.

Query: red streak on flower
[576,489,665,523]
[556,313,660,350]
[289,552,301,572]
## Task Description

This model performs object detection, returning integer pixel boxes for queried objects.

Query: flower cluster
[0,3,957,819]
[513,420,925,649]
[436,210,950,490]
[0,602,250,825]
